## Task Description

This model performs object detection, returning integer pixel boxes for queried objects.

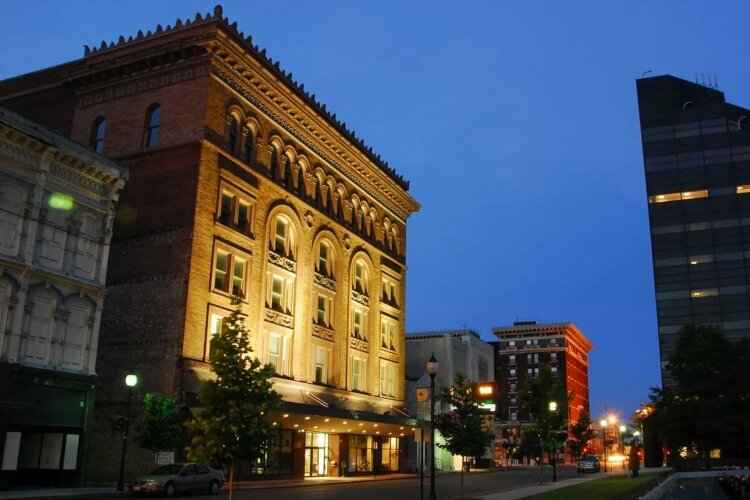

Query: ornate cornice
[212,66,411,223]
[263,308,293,329]
[351,289,370,307]
[313,272,336,291]
[350,337,369,353]
[311,324,335,342]
[267,250,296,273]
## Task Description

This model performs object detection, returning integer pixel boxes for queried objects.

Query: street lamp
[549,401,558,482]
[599,419,609,473]
[117,373,138,492]
[426,354,438,500]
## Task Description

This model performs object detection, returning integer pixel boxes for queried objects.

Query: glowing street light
[116,373,138,492]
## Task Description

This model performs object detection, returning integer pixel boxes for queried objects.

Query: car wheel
[209,480,220,495]
[164,481,177,497]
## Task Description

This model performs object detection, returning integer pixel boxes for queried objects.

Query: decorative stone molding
[267,250,296,273]
[342,200,353,223]
[304,172,317,198]
[350,336,369,353]
[312,324,335,342]
[264,308,293,329]
[342,235,352,253]
[351,289,370,307]
[313,272,336,291]
[304,211,314,230]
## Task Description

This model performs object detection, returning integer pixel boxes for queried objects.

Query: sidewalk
[481,467,667,500]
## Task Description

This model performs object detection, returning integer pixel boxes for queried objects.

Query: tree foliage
[134,393,185,454]
[646,324,750,466]
[518,365,571,464]
[186,298,281,469]
[568,410,595,462]
[435,373,495,459]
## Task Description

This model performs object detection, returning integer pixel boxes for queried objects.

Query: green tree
[435,373,494,498]
[568,410,595,471]
[518,364,570,482]
[134,393,185,457]
[186,297,281,497]
[647,323,750,468]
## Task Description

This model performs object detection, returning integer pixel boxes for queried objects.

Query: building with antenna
[0,5,419,484]
[636,75,750,387]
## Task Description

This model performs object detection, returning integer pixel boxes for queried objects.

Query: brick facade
[0,5,419,483]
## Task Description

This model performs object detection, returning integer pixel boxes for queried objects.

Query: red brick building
[0,5,419,484]
[491,321,593,462]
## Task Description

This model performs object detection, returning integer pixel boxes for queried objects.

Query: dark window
[227,116,239,154]
[244,129,255,164]
[144,104,161,148]
[91,117,106,153]
[270,147,280,180]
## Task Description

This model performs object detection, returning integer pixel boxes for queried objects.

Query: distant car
[130,462,225,496]
[577,455,601,473]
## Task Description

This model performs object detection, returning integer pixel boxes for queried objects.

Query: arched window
[144,104,161,148]
[270,216,296,260]
[317,242,331,277]
[90,117,106,153]
[353,259,369,296]
[270,146,280,180]
[227,116,239,154]
[244,128,255,164]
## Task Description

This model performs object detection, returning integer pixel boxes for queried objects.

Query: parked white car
[130,463,225,496]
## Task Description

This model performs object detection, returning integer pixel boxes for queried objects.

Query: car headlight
[145,480,164,486]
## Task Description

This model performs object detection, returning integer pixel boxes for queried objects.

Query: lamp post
[426,354,438,500]
[116,373,138,492]
[599,419,609,473]
[549,401,558,482]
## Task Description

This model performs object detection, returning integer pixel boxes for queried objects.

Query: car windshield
[150,464,184,475]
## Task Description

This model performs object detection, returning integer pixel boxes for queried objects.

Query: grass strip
[522,473,664,500]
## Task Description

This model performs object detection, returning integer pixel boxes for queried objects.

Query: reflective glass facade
[637,75,750,386]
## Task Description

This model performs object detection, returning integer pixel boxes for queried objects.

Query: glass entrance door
[304,432,328,477]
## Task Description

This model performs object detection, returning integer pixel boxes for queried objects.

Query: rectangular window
[214,251,228,291]
[232,258,245,296]
[316,296,327,325]
[218,189,254,234]
[550,352,557,362]
[269,335,280,370]
[274,219,286,253]
[478,357,488,380]
[551,366,558,373]
[314,346,326,384]
[352,357,365,391]
[272,276,284,310]
[509,355,516,364]
[354,261,364,292]
[379,362,395,397]
[213,248,247,297]
[206,311,226,360]
[268,334,290,376]
[380,321,387,348]
[533,353,539,363]
[510,412,517,421]
[353,310,364,339]
[318,243,329,276]
[509,368,516,377]
[510,383,516,392]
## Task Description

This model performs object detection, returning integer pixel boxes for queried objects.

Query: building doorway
[304,432,328,477]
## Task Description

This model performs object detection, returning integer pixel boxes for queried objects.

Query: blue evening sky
[3,1,749,422]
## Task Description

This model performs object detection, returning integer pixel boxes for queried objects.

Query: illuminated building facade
[0,107,127,488]
[491,321,592,463]
[637,75,750,387]
[0,6,419,481]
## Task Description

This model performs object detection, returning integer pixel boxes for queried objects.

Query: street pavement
[0,466,665,500]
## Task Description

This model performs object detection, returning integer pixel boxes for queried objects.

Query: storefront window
[348,435,373,473]
[380,436,400,473]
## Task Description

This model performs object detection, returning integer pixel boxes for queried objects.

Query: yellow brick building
[0,5,420,481]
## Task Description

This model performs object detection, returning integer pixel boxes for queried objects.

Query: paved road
[76,466,583,500]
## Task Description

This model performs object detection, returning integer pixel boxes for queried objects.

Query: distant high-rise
[636,75,750,386]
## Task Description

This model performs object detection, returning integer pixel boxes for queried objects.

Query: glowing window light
[48,193,74,211]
